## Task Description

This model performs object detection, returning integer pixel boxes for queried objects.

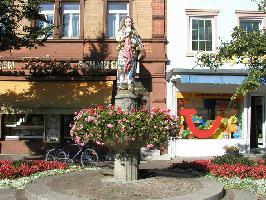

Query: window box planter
[225,149,240,156]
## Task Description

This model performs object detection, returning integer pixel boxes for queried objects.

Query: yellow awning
[0,81,113,114]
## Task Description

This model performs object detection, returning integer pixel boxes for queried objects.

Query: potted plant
[223,145,240,156]
[70,105,180,181]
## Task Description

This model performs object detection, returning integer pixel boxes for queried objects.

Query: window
[107,2,129,38]
[191,18,212,51]
[236,10,266,32]
[4,114,44,138]
[38,1,81,39]
[186,9,219,56]
[38,3,55,38]
[240,20,262,32]
[62,3,80,38]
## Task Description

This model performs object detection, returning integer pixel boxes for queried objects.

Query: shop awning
[0,81,114,114]
[180,75,246,84]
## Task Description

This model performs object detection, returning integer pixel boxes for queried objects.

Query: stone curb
[226,189,257,200]
[25,175,87,200]
[25,174,224,200]
[161,177,225,200]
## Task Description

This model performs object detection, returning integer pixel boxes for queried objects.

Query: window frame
[190,17,213,52]
[236,10,266,31]
[61,2,81,39]
[103,0,133,39]
[185,9,219,57]
[38,2,55,39]
[38,0,84,40]
[239,19,263,32]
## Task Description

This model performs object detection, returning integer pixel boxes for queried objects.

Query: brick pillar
[152,0,166,38]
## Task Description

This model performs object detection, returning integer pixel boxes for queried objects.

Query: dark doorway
[250,96,264,149]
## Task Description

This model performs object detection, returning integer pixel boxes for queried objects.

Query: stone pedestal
[114,148,140,181]
[115,90,138,111]
[114,89,140,181]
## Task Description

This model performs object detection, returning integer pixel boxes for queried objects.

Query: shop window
[177,93,243,139]
[185,9,219,56]
[3,114,44,139]
[63,114,74,139]
[62,3,80,38]
[107,1,129,38]
[38,3,55,38]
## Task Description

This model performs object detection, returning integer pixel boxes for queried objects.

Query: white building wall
[167,0,258,71]
[167,0,263,157]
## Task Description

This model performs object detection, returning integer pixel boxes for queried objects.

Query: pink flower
[147,144,155,149]
[96,141,105,146]
[86,116,96,123]
[107,124,113,128]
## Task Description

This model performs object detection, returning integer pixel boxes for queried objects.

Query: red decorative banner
[180,109,222,139]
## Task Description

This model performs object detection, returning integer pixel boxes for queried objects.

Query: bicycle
[45,141,99,167]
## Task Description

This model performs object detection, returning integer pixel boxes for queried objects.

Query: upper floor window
[62,3,80,38]
[240,19,262,32]
[107,2,129,38]
[186,9,219,56]
[38,3,55,38]
[191,18,212,51]
[236,10,266,32]
[38,1,81,39]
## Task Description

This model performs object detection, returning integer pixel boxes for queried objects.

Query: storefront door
[250,96,265,148]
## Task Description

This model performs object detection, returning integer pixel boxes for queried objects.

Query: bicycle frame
[66,146,84,163]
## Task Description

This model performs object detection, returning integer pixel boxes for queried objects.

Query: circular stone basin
[48,170,203,200]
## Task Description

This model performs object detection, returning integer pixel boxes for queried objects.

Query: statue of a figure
[116,16,144,90]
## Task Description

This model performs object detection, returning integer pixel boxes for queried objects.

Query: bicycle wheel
[45,149,56,161]
[81,148,99,167]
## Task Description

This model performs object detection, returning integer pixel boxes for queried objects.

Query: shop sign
[177,92,232,99]
[0,61,15,70]
[81,60,117,70]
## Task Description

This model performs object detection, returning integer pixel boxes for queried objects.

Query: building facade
[0,0,167,155]
[167,0,266,156]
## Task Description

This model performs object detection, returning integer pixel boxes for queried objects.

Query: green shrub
[212,155,256,166]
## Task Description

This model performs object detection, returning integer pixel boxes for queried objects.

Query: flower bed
[0,165,100,189]
[0,160,69,179]
[171,159,266,196]
[170,160,266,179]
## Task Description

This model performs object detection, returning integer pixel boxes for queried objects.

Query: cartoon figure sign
[180,109,222,139]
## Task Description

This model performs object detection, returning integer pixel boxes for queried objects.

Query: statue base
[115,90,139,112]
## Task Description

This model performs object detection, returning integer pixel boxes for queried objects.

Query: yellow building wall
[0,81,113,113]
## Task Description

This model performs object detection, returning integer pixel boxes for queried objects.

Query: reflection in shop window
[177,93,243,139]
[63,115,74,139]
[4,114,44,138]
